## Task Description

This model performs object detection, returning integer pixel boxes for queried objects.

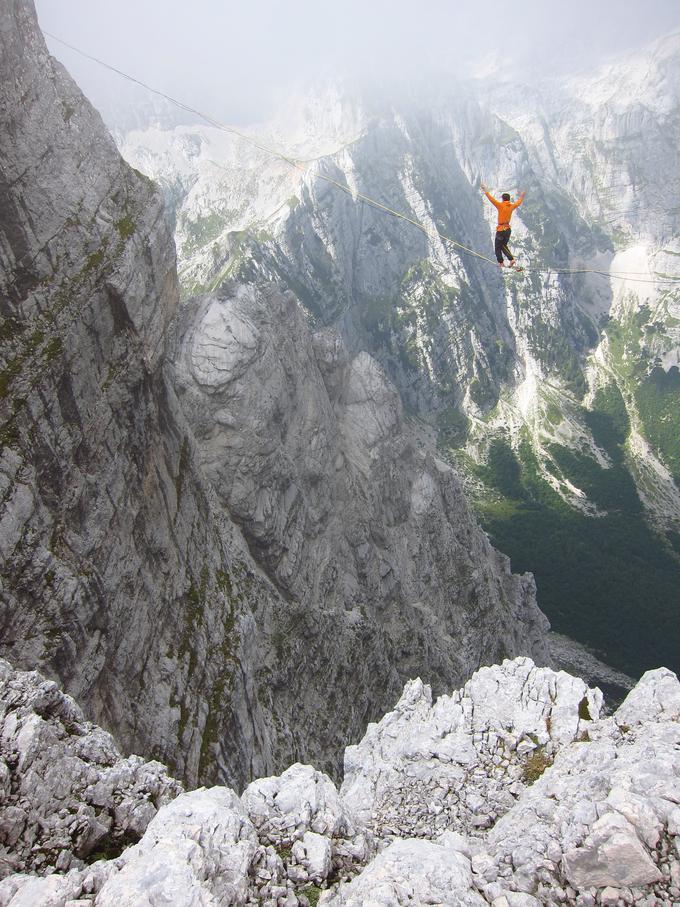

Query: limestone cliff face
[172,281,549,730]
[127,49,680,449]
[0,0,551,789]
[118,35,680,678]
[0,0,284,789]
[118,40,680,510]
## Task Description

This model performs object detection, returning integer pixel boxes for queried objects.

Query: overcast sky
[35,0,680,124]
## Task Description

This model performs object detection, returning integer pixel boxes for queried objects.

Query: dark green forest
[470,384,680,678]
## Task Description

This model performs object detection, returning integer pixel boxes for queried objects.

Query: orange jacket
[485,191,525,231]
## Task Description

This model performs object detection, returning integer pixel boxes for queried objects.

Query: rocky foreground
[0,657,679,906]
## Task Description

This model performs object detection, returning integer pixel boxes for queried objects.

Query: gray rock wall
[173,283,550,722]
[0,0,283,789]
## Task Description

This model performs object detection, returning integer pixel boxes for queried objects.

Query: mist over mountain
[35,0,680,124]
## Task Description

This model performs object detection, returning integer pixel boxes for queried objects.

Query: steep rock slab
[173,281,550,773]
[0,0,284,789]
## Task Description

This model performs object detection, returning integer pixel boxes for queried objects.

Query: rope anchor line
[43,31,680,287]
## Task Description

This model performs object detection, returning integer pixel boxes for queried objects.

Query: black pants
[495,228,514,263]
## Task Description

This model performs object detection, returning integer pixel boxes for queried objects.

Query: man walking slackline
[481,183,525,269]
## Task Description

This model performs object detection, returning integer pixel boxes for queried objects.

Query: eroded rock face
[330,663,680,906]
[172,281,551,771]
[475,668,680,905]
[0,0,288,790]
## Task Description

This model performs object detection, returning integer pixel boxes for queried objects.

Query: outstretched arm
[512,191,526,209]
[481,183,501,210]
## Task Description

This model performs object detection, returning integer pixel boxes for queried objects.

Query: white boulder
[326,837,486,906]
[0,871,84,907]
[242,763,352,836]
[614,668,680,727]
[562,812,662,889]
[95,787,258,907]
[291,831,332,882]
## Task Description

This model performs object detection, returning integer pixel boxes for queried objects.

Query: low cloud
[36,0,680,124]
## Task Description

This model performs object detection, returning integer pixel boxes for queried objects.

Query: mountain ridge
[114,29,680,677]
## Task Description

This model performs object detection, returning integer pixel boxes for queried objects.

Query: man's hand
[481,182,488,193]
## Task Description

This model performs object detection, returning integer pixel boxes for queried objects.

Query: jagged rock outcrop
[1,657,679,906]
[0,659,181,879]
[340,657,602,836]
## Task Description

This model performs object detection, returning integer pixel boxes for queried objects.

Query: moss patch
[578,696,592,721]
[115,215,136,241]
[82,247,107,276]
[43,337,63,363]
[303,885,323,907]
[522,748,553,784]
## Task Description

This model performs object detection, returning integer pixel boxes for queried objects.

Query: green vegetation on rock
[635,366,680,483]
[526,318,587,398]
[436,407,470,448]
[115,215,136,241]
[522,748,553,784]
[602,305,680,486]
[181,211,230,257]
[303,885,323,906]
